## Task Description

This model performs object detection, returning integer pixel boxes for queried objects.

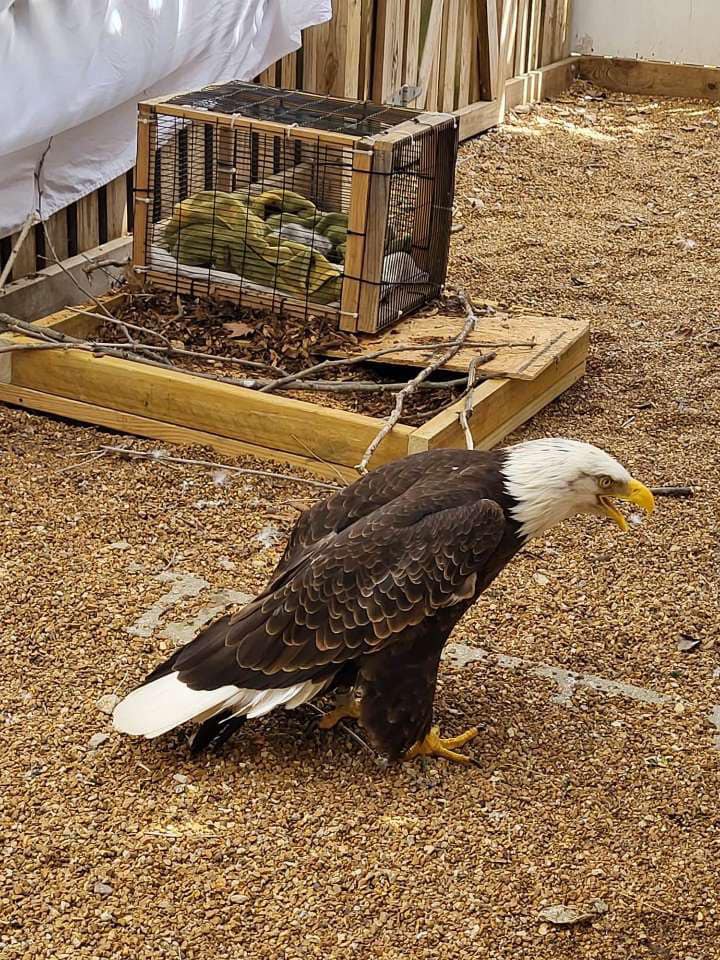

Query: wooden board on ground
[0,294,589,480]
[325,307,588,381]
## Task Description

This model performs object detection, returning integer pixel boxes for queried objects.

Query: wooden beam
[477,0,500,102]
[0,382,358,484]
[455,99,499,140]
[0,236,130,323]
[9,335,412,469]
[454,55,580,140]
[578,56,720,102]
[496,0,519,118]
[504,55,580,109]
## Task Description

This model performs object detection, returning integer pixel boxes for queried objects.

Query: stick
[97,446,342,490]
[458,355,492,450]
[649,486,694,498]
[356,293,483,474]
[0,212,37,289]
[0,314,468,394]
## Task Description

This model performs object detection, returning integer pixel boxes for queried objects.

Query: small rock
[538,904,596,926]
[99,910,114,922]
[109,541,131,551]
[218,557,236,571]
[93,882,113,897]
[127,561,145,574]
[514,104,532,115]
[88,732,110,751]
[173,773,189,784]
[533,573,549,587]
[96,694,120,716]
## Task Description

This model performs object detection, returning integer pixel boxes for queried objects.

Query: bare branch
[96,446,342,490]
[650,486,694,498]
[356,294,491,473]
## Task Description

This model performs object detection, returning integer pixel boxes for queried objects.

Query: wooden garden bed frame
[0,294,589,481]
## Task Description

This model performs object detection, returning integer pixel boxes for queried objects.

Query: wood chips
[1,82,719,959]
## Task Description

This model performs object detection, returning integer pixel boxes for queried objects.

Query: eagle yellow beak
[598,478,655,531]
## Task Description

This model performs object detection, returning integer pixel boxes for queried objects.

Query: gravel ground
[2,83,719,959]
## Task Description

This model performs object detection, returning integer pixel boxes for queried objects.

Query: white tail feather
[113,673,332,739]
[112,673,240,738]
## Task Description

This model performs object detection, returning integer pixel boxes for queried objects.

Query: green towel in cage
[162,188,342,304]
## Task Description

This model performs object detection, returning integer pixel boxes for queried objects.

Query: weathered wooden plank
[43,208,69,265]
[10,340,412,469]
[417,0,445,109]
[76,191,100,254]
[455,99,498,139]
[373,0,406,103]
[326,309,589,380]
[339,147,373,332]
[477,0,500,101]
[457,0,474,108]
[578,56,720,102]
[132,107,154,272]
[504,56,580,109]
[106,173,129,240]
[514,0,530,77]
[540,0,557,67]
[527,0,544,70]
[439,0,461,111]
[6,223,37,282]
[404,0,421,95]
[411,328,588,451]
[356,146,392,333]
[0,382,359,483]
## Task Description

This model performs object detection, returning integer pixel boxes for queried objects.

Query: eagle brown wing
[272,448,500,586]
[168,485,505,692]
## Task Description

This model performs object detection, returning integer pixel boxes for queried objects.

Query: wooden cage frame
[132,89,458,335]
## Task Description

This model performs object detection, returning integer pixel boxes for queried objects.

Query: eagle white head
[502,438,655,540]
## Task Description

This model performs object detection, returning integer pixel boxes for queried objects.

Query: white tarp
[0,0,331,238]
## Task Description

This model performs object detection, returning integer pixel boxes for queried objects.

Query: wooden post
[304,0,362,97]
[356,145,392,333]
[339,146,373,332]
[132,106,155,271]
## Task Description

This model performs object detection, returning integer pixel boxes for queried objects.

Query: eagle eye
[598,475,613,489]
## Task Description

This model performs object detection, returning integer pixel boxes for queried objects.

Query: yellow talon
[318,696,361,730]
[404,725,479,764]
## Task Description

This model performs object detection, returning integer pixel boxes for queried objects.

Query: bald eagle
[113,439,654,763]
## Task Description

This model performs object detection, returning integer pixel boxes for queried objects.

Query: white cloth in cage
[0,0,332,238]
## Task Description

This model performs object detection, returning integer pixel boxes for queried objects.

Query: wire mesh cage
[132,81,459,334]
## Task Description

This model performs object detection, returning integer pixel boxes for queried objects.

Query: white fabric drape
[0,0,331,237]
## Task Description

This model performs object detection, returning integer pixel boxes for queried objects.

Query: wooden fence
[0,0,571,287]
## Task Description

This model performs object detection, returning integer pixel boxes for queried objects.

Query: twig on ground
[458,355,494,449]
[650,486,694,498]
[96,445,342,490]
[34,138,120,329]
[356,293,488,473]
[81,256,130,277]
[304,702,374,755]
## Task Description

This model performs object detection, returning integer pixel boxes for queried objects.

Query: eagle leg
[404,725,479,764]
[317,691,362,730]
